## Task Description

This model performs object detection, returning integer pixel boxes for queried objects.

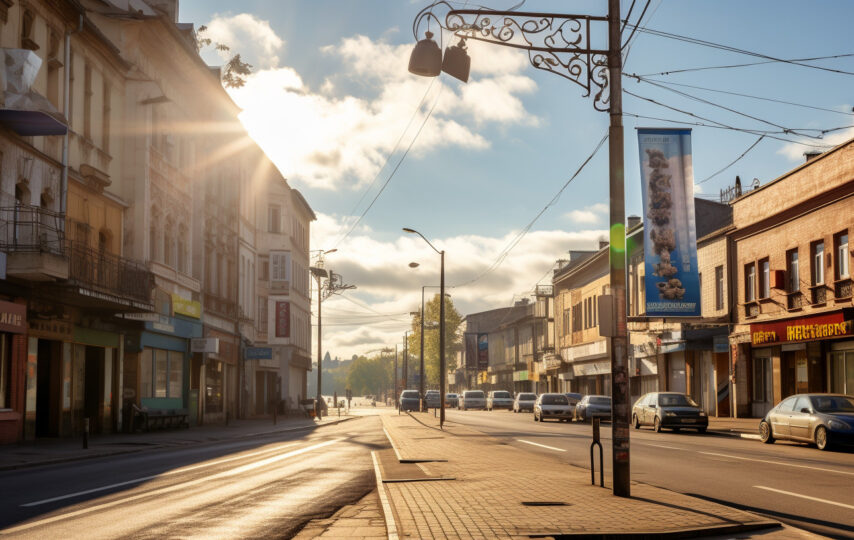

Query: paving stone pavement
[294,490,387,539]
[377,413,785,539]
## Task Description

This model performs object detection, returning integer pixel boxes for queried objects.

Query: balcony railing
[0,205,65,255]
[204,292,240,319]
[809,285,827,305]
[67,241,153,304]
[834,278,852,300]
[786,291,803,310]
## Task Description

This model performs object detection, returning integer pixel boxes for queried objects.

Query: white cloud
[565,203,608,224]
[313,213,605,357]
[203,13,285,69]
[777,125,854,162]
[205,16,540,190]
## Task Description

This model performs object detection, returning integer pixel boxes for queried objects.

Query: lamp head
[402,227,417,234]
[408,262,420,268]
[408,31,442,77]
[441,39,470,83]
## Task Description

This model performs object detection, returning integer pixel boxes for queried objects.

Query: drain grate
[521,501,570,507]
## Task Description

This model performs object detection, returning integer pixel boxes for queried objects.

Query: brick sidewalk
[294,491,387,539]
[377,413,782,539]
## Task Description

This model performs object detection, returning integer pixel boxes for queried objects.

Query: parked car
[458,390,486,410]
[487,390,514,411]
[424,390,440,408]
[632,392,708,433]
[445,393,459,407]
[513,392,538,413]
[575,395,612,422]
[565,392,583,420]
[759,393,854,451]
[399,390,421,412]
[534,393,573,422]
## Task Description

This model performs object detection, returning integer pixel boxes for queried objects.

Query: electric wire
[621,0,650,51]
[637,53,854,78]
[620,0,637,35]
[697,135,765,185]
[452,129,609,288]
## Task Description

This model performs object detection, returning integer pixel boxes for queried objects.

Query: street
[445,408,854,539]
[0,414,387,539]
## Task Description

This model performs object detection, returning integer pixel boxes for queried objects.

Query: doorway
[84,346,104,434]
[35,340,60,437]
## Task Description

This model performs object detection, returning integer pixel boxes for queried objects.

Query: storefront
[748,310,850,416]
[0,300,26,444]
[563,339,610,395]
[202,327,239,423]
[630,341,660,403]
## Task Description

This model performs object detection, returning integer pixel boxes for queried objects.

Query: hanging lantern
[408,31,442,77]
[441,39,470,83]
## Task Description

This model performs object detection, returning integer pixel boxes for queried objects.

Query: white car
[534,393,573,422]
[458,390,486,410]
[513,392,537,413]
[487,390,514,411]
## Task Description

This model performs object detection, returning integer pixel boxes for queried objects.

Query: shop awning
[0,49,68,136]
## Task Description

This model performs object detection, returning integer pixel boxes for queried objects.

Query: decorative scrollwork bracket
[413,2,611,111]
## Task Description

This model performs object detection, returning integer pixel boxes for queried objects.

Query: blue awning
[0,109,67,136]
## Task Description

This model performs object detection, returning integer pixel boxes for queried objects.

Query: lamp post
[310,248,346,420]
[408,0,629,496]
[404,228,446,429]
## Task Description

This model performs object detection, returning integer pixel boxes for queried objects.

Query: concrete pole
[608,0,630,498]
[316,273,323,420]
[439,250,446,429]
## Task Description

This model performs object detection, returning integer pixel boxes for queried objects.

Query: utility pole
[394,344,399,407]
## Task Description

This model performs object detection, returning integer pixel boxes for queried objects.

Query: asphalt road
[444,409,854,539]
[0,415,388,539]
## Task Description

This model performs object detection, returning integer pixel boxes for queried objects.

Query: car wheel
[815,426,830,451]
[654,416,662,433]
[632,414,640,430]
[759,421,774,444]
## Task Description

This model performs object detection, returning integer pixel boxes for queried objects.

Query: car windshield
[590,397,611,405]
[519,393,537,400]
[658,394,697,407]
[401,391,419,398]
[464,391,484,398]
[810,395,854,413]
[493,391,511,398]
[447,394,457,398]
[426,391,438,395]
[542,394,568,405]
[565,393,583,400]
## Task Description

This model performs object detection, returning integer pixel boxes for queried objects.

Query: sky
[179,0,854,359]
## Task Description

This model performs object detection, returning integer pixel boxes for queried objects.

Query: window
[102,81,111,152]
[759,258,770,299]
[83,63,92,139]
[0,335,9,409]
[270,251,291,283]
[793,395,812,413]
[268,205,281,233]
[752,357,770,403]
[812,241,825,285]
[140,348,183,399]
[715,266,724,310]
[745,262,756,302]
[835,232,849,279]
[786,249,799,292]
[259,257,269,281]
[257,296,268,334]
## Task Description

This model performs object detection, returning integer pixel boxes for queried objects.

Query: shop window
[759,258,770,299]
[140,348,183,399]
[715,265,724,311]
[744,262,756,302]
[752,357,770,402]
[829,351,854,394]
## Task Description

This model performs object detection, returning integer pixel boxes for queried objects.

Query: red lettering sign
[0,301,26,334]
[750,311,853,345]
[275,301,290,338]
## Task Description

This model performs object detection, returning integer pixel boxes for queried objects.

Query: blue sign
[245,347,273,360]
[637,128,701,317]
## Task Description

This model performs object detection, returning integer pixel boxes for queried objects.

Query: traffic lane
[445,409,854,537]
[0,416,387,533]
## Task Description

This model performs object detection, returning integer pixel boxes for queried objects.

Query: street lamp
[403,227,447,429]
[408,0,629,496]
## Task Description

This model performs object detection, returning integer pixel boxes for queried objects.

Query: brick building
[730,138,854,418]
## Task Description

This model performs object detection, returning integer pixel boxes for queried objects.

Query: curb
[0,416,357,472]
[707,429,761,440]
[371,451,399,540]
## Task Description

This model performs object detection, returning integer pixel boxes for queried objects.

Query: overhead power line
[637,53,854,77]
[697,135,765,185]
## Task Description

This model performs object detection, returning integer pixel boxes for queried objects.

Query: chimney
[804,150,822,163]
[627,215,641,230]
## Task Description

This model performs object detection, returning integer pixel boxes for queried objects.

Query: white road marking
[5,438,343,534]
[754,486,854,511]
[700,452,854,477]
[516,439,567,452]
[371,451,398,540]
[643,443,685,450]
[22,442,301,507]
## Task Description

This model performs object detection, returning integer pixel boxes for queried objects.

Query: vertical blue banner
[637,128,700,317]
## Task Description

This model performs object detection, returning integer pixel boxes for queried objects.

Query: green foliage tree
[406,294,463,388]
[346,353,395,398]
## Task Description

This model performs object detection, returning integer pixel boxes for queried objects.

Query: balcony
[786,291,803,311]
[204,292,240,319]
[67,241,154,308]
[0,205,68,281]
[809,284,827,306]
[834,278,852,302]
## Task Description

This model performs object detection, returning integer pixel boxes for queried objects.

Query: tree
[407,294,463,388]
[195,25,253,89]
[346,354,394,398]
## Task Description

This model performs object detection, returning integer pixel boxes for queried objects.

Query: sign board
[751,311,853,346]
[0,300,25,333]
[245,347,273,360]
[477,333,489,370]
[275,301,290,338]
[637,128,701,317]
[172,294,201,319]
[191,337,219,354]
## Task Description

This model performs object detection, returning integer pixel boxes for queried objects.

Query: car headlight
[827,419,851,430]
[665,411,677,417]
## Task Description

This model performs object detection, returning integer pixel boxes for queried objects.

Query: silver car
[533,393,573,422]
[513,392,537,413]
[487,390,514,411]
[759,393,854,451]
[458,390,486,410]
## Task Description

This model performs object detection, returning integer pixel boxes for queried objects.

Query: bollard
[589,417,604,487]
[83,417,89,449]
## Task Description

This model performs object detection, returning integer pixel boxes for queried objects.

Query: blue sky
[180,0,854,357]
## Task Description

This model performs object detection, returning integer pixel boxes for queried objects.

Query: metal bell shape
[408,31,442,77]
[441,41,470,83]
